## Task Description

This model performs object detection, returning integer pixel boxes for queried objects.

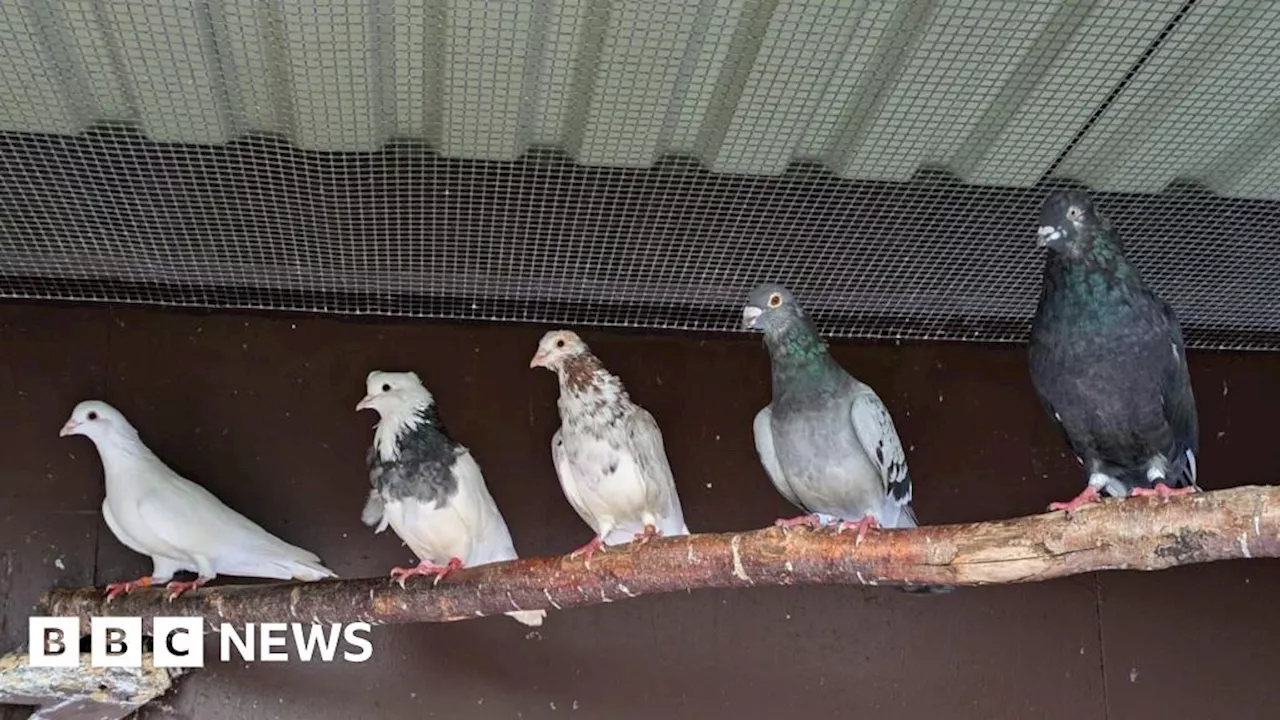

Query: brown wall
[2,302,1277,719]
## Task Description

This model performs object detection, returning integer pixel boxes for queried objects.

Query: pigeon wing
[752,405,807,511]
[136,470,324,569]
[849,390,915,517]
[551,427,602,534]
[1159,302,1199,484]
[623,407,688,534]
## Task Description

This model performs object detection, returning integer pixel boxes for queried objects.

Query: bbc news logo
[28,617,373,668]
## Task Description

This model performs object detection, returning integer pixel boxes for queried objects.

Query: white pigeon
[530,330,689,563]
[357,371,546,627]
[61,400,337,600]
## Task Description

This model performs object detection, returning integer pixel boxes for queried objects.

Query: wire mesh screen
[1,1,1279,349]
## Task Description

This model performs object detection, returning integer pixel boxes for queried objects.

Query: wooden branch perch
[41,485,1279,634]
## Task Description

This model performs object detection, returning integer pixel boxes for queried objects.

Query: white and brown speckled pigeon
[531,330,689,562]
[61,400,336,601]
[357,371,546,627]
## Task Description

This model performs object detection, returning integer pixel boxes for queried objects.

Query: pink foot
[390,558,463,588]
[836,516,881,546]
[104,576,153,602]
[1048,485,1101,514]
[569,535,606,564]
[164,577,209,601]
[1131,483,1198,501]
[774,514,824,530]
[632,524,660,546]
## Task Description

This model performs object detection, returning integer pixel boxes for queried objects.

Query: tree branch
[41,485,1279,634]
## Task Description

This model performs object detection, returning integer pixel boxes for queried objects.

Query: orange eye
[767,293,782,308]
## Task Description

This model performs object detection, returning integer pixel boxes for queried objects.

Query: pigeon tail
[287,558,339,581]
[216,554,337,582]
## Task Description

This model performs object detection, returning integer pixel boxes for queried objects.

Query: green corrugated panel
[0,1,80,135]
[666,0,750,156]
[1055,1,1280,200]
[704,0,871,176]
[386,0,443,144]
[104,0,232,146]
[47,0,131,122]
[441,0,534,161]
[209,0,285,138]
[531,0,590,147]
[5,0,1280,200]
[279,0,379,152]
[569,0,705,168]
[830,1,1161,185]
[959,1,1172,187]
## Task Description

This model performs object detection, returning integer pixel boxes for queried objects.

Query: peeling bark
[40,486,1280,634]
[0,651,179,720]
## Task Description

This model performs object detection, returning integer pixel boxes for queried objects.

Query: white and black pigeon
[1029,189,1200,513]
[357,370,546,627]
[743,284,949,594]
[530,330,689,563]
[61,400,337,601]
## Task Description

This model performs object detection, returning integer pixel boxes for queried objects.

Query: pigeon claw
[569,535,606,565]
[389,558,463,589]
[835,516,880,546]
[1130,483,1197,502]
[164,577,209,602]
[774,514,824,532]
[631,524,661,546]
[1048,485,1101,514]
[104,576,152,602]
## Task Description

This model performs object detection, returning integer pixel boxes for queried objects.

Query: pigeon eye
[381,383,391,392]
[87,411,98,421]
[1067,207,1083,222]
[767,293,783,308]
[555,339,565,348]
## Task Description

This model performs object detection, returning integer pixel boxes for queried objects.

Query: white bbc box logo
[154,617,205,668]
[29,616,204,668]
[27,617,372,667]
[28,617,79,667]
[91,616,141,667]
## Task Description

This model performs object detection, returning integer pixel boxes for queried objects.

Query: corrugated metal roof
[3,0,1278,198]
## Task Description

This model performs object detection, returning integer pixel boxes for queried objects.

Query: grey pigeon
[357,371,546,627]
[1029,190,1199,513]
[742,284,918,537]
[61,400,336,601]
[531,330,689,563]
[743,285,950,594]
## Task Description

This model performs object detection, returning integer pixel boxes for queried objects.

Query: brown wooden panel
[0,305,106,654]
[9,302,1279,718]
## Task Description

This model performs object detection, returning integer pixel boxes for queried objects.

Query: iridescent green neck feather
[1042,226,1144,324]
[763,313,841,392]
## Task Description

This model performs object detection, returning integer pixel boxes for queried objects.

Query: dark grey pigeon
[1029,190,1199,513]
[743,284,949,594]
[356,370,545,626]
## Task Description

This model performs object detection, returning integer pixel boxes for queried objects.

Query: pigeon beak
[355,395,375,412]
[1036,225,1060,248]
[742,306,763,329]
[59,419,79,437]
[529,351,547,369]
